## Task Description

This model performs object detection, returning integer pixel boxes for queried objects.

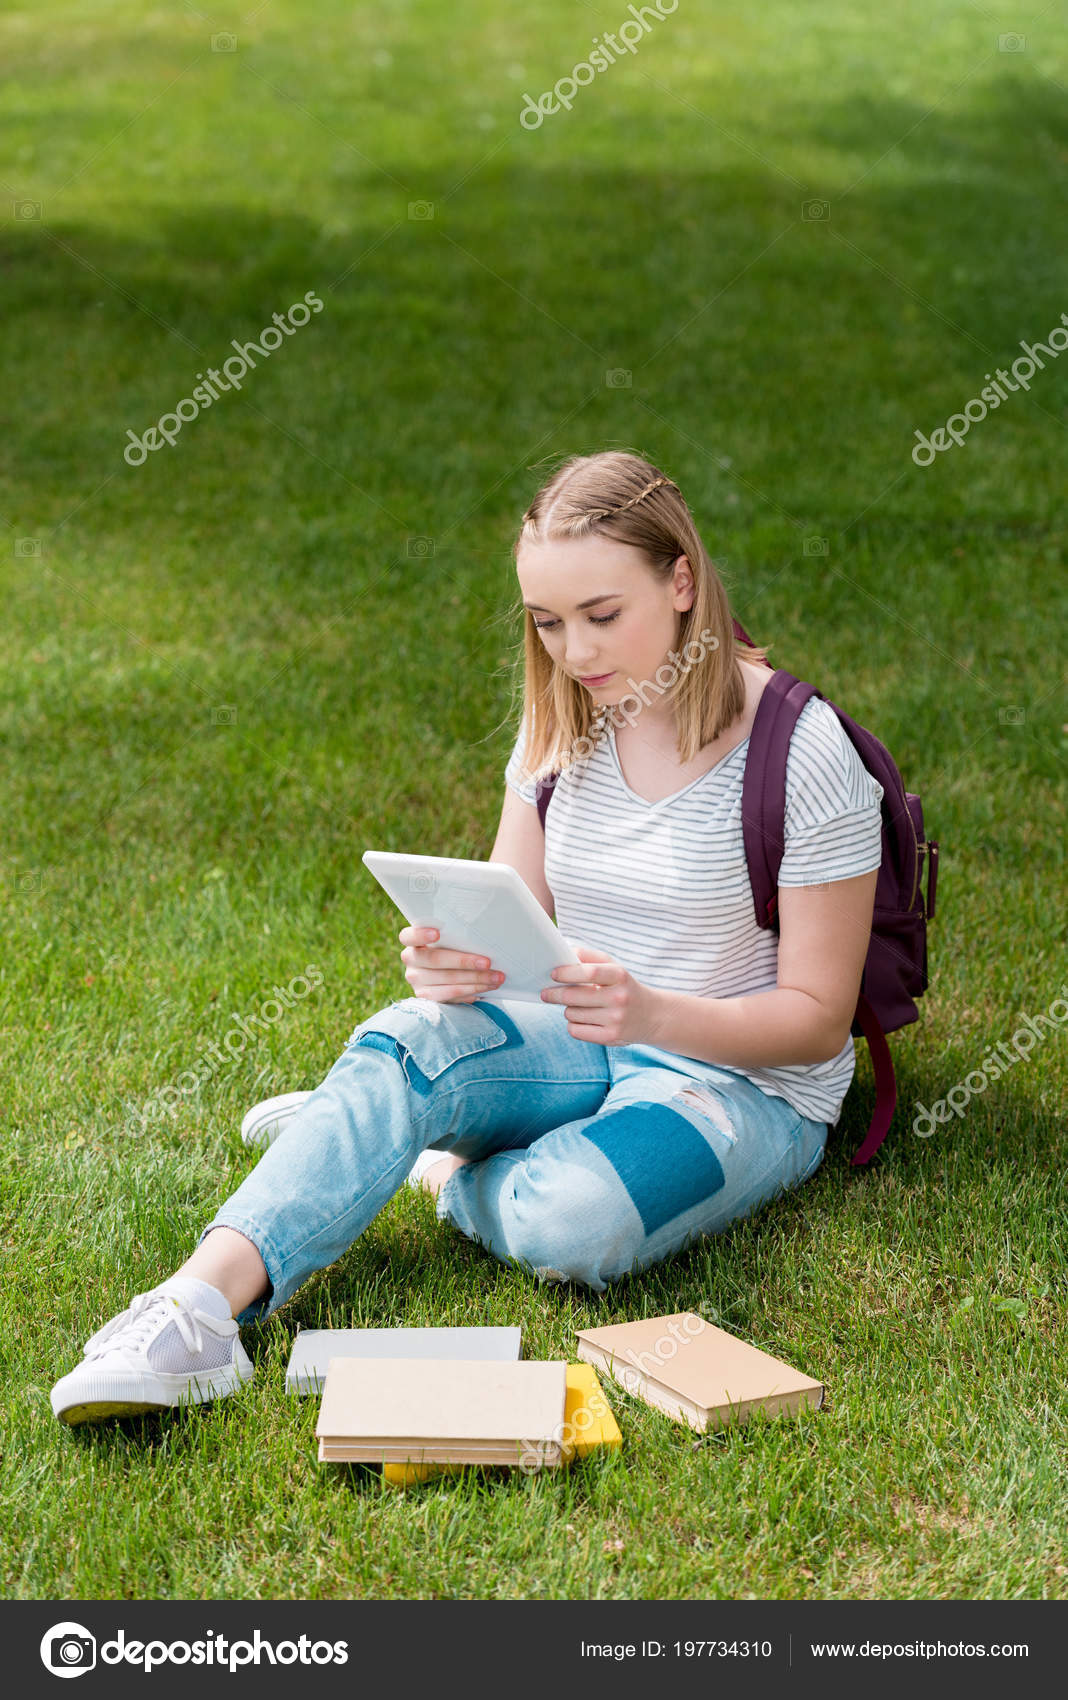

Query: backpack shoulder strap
[850,994,898,1165]
[740,669,818,927]
[535,770,558,832]
[741,671,897,1166]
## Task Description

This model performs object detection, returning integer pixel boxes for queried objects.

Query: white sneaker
[240,1093,447,1192]
[50,1289,254,1426]
[406,1147,450,1191]
[240,1090,313,1148]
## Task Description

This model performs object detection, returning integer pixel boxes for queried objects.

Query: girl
[51,451,883,1426]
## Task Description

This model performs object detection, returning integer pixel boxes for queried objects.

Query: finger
[563,1019,609,1042]
[408,971,504,995]
[552,965,618,984]
[400,925,439,944]
[411,963,502,982]
[404,947,494,970]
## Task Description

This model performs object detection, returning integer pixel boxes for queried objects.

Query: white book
[285,1326,522,1394]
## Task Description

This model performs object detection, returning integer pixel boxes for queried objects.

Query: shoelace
[82,1290,236,1363]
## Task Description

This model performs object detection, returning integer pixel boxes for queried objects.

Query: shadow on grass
[56,1395,251,1455]
[3,66,1065,558]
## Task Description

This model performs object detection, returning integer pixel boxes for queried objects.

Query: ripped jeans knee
[442,1066,826,1292]
[673,1078,739,1144]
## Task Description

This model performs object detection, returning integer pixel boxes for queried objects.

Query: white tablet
[361,851,581,1006]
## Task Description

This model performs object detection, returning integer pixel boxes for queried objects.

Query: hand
[399,925,506,1003]
[540,942,663,1046]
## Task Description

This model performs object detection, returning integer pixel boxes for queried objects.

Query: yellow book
[382,1364,620,1486]
[559,1362,622,1460]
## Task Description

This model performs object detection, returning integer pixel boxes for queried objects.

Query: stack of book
[284,1311,821,1482]
[284,1325,622,1478]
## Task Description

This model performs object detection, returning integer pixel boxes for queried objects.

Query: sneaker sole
[59,1398,172,1425]
[53,1363,253,1426]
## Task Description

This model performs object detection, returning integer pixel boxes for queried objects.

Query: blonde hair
[507,450,773,787]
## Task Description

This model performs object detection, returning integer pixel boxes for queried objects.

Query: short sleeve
[777,698,884,886]
[504,718,540,807]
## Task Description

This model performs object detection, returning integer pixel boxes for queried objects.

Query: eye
[532,611,621,630]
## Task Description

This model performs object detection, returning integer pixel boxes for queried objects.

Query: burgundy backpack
[533,617,939,1166]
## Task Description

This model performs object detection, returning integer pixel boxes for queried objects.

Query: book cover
[285,1326,522,1394]
[575,1312,823,1432]
[315,1356,567,1465]
[378,1364,621,1484]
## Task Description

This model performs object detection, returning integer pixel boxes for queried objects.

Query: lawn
[1,0,1064,1601]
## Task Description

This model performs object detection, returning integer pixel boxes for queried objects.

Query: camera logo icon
[40,1622,96,1678]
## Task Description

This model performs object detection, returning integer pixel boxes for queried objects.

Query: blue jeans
[200,996,829,1323]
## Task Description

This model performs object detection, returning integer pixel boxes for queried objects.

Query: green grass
[1,0,1065,1600]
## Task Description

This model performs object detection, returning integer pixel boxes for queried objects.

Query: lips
[579,671,614,685]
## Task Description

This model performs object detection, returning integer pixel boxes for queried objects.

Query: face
[517,534,694,706]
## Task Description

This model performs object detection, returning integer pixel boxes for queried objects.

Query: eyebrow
[523,591,624,613]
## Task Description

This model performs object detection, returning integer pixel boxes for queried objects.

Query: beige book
[575,1312,824,1433]
[318,1441,562,1467]
[316,1356,567,1465]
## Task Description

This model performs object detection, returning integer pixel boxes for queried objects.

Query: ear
[672,554,695,611]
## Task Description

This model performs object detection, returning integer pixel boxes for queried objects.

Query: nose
[565,636,601,672]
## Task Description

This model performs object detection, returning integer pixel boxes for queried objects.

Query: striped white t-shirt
[504,695,885,1126]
